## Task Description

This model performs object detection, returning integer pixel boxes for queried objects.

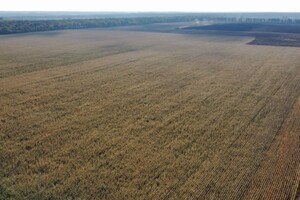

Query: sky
[0,0,299,12]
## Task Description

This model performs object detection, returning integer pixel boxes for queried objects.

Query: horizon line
[1,11,300,13]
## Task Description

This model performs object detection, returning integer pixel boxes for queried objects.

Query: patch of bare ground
[248,33,300,48]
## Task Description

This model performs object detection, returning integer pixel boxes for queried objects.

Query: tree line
[0,16,300,35]
[0,16,198,34]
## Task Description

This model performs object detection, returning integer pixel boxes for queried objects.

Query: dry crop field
[0,29,300,199]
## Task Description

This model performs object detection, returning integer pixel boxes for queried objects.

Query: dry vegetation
[0,29,300,199]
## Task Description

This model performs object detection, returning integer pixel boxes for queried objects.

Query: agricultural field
[183,23,300,47]
[0,29,300,199]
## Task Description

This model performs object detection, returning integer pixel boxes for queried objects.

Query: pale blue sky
[0,0,299,12]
